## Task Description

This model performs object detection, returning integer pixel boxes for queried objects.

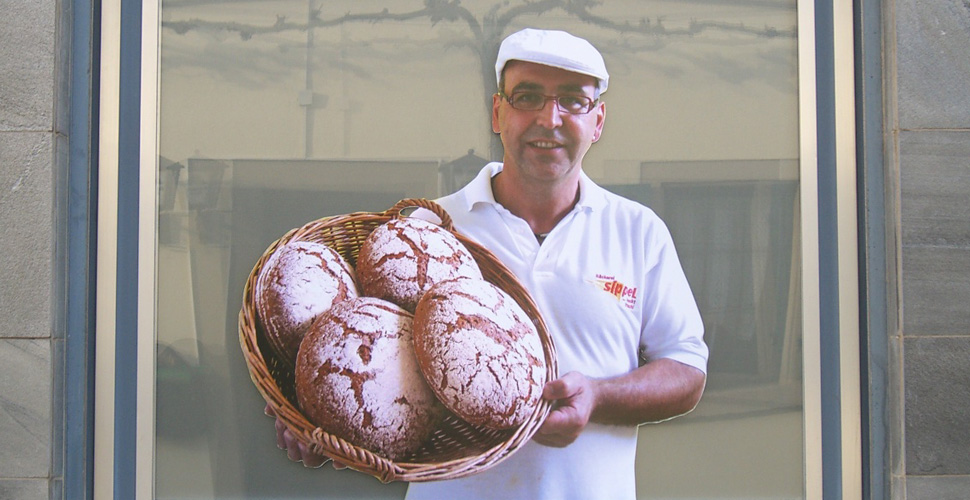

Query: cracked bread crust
[294,297,443,460]
[413,278,546,430]
[255,241,359,368]
[356,217,483,312]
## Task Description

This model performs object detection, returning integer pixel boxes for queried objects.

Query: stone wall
[0,0,60,498]
[893,0,970,498]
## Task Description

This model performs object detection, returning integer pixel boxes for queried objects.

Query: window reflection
[156,1,801,498]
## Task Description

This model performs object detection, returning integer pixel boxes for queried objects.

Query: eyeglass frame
[496,90,600,115]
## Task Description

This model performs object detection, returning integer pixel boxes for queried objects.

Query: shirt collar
[460,162,608,213]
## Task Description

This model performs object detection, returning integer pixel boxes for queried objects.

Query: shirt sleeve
[638,220,709,374]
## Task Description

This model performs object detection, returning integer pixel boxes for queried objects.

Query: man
[277,28,709,500]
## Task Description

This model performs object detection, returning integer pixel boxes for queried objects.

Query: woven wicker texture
[239,198,558,483]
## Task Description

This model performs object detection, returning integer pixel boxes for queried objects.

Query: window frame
[86,0,870,498]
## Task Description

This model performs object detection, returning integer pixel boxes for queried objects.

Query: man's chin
[524,150,571,167]
[523,162,579,183]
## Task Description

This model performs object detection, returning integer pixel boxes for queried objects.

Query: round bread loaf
[413,278,546,430]
[356,217,482,312]
[255,240,359,369]
[294,297,443,460]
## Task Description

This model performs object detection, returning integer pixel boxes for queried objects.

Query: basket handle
[384,198,455,231]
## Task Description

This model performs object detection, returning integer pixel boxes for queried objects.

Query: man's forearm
[534,358,706,447]
[589,358,706,426]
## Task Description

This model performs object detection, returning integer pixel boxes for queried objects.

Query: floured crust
[255,241,359,368]
[413,278,546,430]
[356,217,483,312]
[294,297,444,460]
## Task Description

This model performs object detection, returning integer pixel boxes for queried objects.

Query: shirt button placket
[533,233,555,276]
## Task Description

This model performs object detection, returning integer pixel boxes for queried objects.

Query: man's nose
[535,98,564,128]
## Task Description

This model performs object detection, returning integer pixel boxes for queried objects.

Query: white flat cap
[495,28,609,94]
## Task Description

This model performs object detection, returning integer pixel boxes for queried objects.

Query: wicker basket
[238,198,558,483]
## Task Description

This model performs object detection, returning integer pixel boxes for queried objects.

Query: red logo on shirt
[591,274,638,310]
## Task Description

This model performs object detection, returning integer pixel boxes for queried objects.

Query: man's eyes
[557,96,587,109]
[512,92,544,106]
[507,92,592,112]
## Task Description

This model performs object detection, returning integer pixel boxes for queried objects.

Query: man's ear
[592,101,606,143]
[492,93,503,134]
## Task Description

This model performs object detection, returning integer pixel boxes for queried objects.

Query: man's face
[493,61,605,184]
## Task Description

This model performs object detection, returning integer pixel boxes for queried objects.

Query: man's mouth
[529,140,562,149]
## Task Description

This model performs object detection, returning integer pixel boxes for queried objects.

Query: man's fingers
[539,405,570,430]
[275,416,341,470]
[534,407,567,447]
[532,421,576,448]
[275,418,288,449]
[542,378,569,400]
[533,435,570,448]
[534,373,592,449]
[298,442,329,468]
[283,429,302,461]
[542,371,584,401]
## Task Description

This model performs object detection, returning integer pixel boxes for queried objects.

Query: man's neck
[491,167,581,237]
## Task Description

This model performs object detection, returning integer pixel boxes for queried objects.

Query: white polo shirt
[406,163,707,500]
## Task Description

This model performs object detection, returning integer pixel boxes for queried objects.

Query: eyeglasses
[497,91,598,114]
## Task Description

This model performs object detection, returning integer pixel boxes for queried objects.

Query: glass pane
[155,1,801,498]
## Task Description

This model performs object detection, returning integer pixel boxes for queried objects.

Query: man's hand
[533,371,597,448]
[265,404,345,469]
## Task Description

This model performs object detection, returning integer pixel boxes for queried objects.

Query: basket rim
[238,198,558,483]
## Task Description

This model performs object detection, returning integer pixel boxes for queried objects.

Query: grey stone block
[901,245,970,335]
[900,131,970,247]
[0,339,51,477]
[0,479,49,500]
[0,132,53,339]
[905,337,970,475]
[0,0,56,131]
[896,0,970,129]
[907,475,970,500]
